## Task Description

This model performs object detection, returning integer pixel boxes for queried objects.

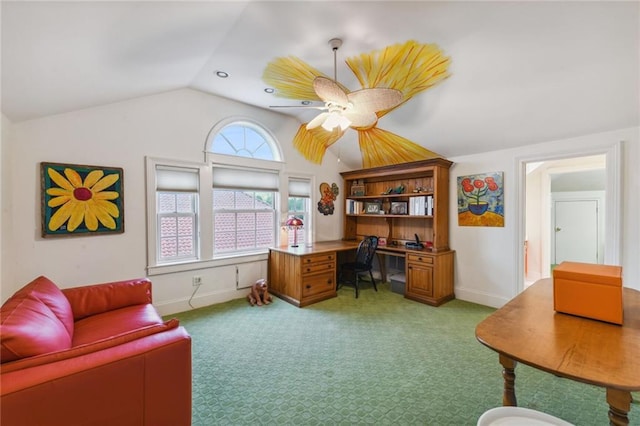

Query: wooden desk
[475,279,640,426]
[268,240,454,307]
[268,241,359,307]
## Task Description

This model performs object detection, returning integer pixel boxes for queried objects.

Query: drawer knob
[327,265,331,269]
[306,285,311,289]
[306,268,311,272]
[328,255,333,260]
[327,279,333,284]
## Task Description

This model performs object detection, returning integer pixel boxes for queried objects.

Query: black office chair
[338,236,379,298]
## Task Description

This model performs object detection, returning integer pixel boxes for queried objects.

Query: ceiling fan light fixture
[321,111,351,131]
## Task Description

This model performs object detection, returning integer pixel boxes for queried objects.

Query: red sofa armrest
[1,319,180,374]
[62,278,152,320]
[1,326,192,426]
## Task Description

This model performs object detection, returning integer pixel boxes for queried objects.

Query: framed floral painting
[41,162,124,237]
[457,171,504,227]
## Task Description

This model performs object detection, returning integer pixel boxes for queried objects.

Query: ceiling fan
[263,39,451,168]
[269,39,403,132]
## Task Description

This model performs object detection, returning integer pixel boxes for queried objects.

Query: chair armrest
[62,278,152,320]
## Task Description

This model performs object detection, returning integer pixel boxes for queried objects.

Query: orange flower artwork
[457,172,504,227]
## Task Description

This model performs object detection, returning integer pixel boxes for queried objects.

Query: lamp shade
[285,217,304,227]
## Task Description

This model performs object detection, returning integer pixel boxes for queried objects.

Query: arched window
[206,119,284,255]
[207,119,282,161]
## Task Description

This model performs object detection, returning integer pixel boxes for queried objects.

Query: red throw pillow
[1,277,74,363]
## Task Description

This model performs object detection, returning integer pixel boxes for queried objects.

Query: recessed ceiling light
[215,71,229,78]
[264,88,275,93]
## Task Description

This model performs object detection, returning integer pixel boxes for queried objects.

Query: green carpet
[170,282,637,425]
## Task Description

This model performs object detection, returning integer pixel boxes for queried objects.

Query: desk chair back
[355,236,378,269]
[338,236,379,298]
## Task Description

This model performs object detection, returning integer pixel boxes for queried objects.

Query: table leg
[606,388,631,426]
[499,353,518,406]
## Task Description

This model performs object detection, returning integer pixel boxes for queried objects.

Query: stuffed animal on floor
[247,278,272,306]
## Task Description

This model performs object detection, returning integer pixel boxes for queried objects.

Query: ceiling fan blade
[347,88,403,113]
[342,110,378,128]
[306,112,330,130]
[313,77,348,105]
[263,56,326,100]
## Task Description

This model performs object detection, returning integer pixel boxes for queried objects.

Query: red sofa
[0,276,192,426]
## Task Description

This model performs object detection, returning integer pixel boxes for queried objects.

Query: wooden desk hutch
[340,158,455,306]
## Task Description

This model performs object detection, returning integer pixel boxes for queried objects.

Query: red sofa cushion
[1,277,74,363]
[72,303,164,347]
[63,278,152,321]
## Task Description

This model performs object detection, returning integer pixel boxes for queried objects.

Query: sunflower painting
[41,162,124,237]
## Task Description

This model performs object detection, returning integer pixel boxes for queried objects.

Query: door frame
[515,142,621,294]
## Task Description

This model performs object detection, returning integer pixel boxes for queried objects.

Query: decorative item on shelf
[378,237,387,246]
[284,216,304,247]
[364,202,381,214]
[392,184,405,194]
[413,186,430,193]
[350,180,365,196]
[390,201,408,215]
[382,184,405,195]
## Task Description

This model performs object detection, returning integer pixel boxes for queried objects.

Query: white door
[553,200,598,264]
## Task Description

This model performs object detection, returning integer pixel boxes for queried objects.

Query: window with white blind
[154,165,199,263]
[212,166,278,254]
[287,177,311,246]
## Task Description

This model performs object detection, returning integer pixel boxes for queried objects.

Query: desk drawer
[302,261,335,275]
[407,253,433,264]
[302,272,335,297]
[302,253,336,265]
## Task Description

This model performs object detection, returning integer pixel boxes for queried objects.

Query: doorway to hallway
[522,154,610,289]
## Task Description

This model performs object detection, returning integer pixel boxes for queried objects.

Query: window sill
[147,251,269,276]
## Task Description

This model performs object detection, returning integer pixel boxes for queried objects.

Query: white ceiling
[2,1,638,168]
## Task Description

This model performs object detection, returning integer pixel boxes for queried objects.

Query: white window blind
[288,178,311,197]
[156,166,199,192]
[212,167,279,191]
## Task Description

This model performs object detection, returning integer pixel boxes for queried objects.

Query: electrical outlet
[192,276,202,286]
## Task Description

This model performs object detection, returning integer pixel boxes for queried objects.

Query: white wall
[2,89,344,313]
[451,128,639,308]
[1,113,12,292]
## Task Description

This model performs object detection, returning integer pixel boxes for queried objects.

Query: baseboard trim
[155,288,248,316]
[455,287,510,309]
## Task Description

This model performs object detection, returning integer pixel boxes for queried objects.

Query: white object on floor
[477,407,575,426]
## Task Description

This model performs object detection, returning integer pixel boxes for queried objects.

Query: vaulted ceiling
[2,1,638,168]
